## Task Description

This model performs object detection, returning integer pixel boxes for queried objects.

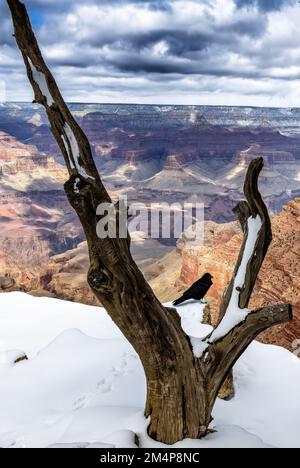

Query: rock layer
[0,132,83,289]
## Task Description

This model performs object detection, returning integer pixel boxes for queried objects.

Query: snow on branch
[209,214,262,342]
[27,58,54,107]
[62,124,95,181]
[193,158,293,403]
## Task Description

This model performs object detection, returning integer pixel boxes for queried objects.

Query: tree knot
[88,267,111,291]
[64,175,94,213]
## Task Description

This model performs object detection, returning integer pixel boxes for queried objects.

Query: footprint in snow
[72,352,137,411]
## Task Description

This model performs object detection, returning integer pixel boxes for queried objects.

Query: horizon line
[3,101,300,111]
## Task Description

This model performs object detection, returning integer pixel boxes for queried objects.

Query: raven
[173,273,213,306]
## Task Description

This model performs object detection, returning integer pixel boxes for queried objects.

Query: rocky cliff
[39,242,97,305]
[0,131,67,191]
[0,132,83,289]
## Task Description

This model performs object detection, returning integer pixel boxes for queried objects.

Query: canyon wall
[0,131,83,291]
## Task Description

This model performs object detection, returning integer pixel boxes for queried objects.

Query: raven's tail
[173,296,185,306]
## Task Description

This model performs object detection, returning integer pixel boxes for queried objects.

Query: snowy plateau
[0,292,299,449]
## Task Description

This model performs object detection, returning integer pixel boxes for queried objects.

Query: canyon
[2,103,300,219]
[0,103,299,351]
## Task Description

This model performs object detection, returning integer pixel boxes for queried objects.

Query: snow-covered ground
[0,292,299,448]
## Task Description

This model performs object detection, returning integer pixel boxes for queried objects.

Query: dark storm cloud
[235,0,295,11]
[78,12,266,63]
[84,29,211,54]
[105,50,264,79]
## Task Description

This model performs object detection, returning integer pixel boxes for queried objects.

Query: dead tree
[7,0,292,445]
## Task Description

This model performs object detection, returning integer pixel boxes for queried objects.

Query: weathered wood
[219,158,272,320]
[8,0,293,445]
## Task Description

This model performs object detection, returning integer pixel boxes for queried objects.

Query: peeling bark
[7,0,293,445]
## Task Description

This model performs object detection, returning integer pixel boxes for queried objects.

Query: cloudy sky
[1,0,300,106]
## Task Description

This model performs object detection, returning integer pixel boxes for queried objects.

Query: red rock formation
[178,220,241,318]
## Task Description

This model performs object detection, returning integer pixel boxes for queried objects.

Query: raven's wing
[173,287,194,306]
[180,281,201,298]
[188,280,212,299]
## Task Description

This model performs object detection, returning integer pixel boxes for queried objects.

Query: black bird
[173,273,213,306]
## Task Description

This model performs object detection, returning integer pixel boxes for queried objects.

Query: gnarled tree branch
[219,158,272,320]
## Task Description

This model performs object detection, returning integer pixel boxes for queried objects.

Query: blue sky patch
[28,7,44,28]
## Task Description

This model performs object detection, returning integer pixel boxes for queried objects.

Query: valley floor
[0,292,299,448]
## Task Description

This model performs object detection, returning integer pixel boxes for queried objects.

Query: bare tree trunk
[203,304,234,400]
[7,0,293,445]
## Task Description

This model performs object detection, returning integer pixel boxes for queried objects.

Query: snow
[170,300,211,358]
[209,215,263,342]
[73,177,80,194]
[28,59,54,107]
[0,292,299,448]
[0,350,26,374]
[62,124,94,180]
